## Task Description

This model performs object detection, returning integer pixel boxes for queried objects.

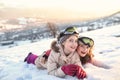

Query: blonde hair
[79,44,94,65]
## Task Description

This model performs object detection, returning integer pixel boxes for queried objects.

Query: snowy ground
[0,25,120,80]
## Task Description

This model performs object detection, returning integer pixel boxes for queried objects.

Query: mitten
[61,64,78,76]
[76,66,86,79]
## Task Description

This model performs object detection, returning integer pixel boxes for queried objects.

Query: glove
[61,64,78,76]
[76,66,86,79]
[42,49,51,59]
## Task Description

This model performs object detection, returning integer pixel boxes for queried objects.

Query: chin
[80,54,86,57]
[71,49,75,52]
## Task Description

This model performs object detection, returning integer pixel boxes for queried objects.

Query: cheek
[77,47,81,54]
[76,43,78,47]
[78,47,83,51]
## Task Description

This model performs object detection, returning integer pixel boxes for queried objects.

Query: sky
[0,0,120,20]
[0,25,120,80]
[1,0,120,10]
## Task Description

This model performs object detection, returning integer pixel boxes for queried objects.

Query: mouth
[71,46,76,49]
[81,51,86,54]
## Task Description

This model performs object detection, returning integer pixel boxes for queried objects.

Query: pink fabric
[45,49,51,56]
[61,64,78,76]
[76,66,86,79]
[27,53,38,64]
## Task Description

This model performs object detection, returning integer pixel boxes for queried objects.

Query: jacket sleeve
[35,50,51,69]
[90,58,111,69]
[47,50,66,78]
[35,55,47,69]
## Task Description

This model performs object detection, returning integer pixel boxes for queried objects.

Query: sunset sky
[0,0,120,21]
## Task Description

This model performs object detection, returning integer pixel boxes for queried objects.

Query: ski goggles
[78,37,94,47]
[63,27,79,35]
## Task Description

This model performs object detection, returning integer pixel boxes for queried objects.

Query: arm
[47,50,66,78]
[90,58,111,69]
[35,50,51,69]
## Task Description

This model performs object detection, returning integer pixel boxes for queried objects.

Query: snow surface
[0,25,120,80]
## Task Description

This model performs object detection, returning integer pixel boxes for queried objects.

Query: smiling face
[77,42,90,57]
[62,35,78,55]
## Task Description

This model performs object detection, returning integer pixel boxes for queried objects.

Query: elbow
[103,65,111,69]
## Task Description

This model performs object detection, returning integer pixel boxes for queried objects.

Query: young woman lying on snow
[24,27,111,79]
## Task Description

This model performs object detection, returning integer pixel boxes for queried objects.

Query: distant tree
[46,22,57,38]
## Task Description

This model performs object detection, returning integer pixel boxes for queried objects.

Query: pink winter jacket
[47,48,83,78]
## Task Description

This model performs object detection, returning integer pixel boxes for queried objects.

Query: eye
[75,40,78,43]
[79,44,84,47]
[81,44,84,47]
[69,39,74,42]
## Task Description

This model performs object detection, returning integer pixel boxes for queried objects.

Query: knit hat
[59,35,71,44]
[57,26,79,44]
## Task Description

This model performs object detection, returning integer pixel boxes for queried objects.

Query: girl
[47,27,86,79]
[24,27,86,79]
[77,36,110,69]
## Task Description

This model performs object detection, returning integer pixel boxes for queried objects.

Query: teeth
[81,52,85,54]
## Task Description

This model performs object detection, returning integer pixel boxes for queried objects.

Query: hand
[61,64,78,76]
[40,57,46,64]
[76,66,86,79]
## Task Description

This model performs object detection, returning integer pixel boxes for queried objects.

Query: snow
[0,25,120,80]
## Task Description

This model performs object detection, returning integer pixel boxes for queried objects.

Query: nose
[83,47,88,52]
[72,41,78,48]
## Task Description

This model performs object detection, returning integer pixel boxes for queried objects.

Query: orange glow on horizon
[0,0,120,21]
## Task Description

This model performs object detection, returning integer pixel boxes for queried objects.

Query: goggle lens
[79,37,94,47]
[64,27,79,35]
